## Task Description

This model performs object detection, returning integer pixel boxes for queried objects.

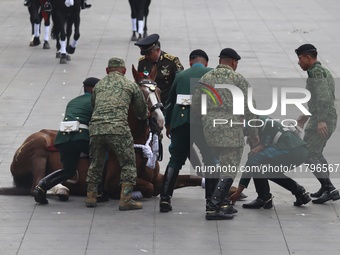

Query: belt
[79,124,89,129]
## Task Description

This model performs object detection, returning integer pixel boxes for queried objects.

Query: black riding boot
[33,170,70,204]
[159,166,180,213]
[206,178,234,220]
[242,194,273,209]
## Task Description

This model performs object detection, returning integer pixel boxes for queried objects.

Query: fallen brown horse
[0,65,203,200]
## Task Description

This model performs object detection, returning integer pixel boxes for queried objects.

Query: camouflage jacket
[192,64,258,147]
[138,51,184,105]
[306,61,337,130]
[89,71,148,136]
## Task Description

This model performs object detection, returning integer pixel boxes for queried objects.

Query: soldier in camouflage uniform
[85,57,148,210]
[295,44,340,204]
[192,48,259,220]
[135,33,184,105]
[33,77,100,205]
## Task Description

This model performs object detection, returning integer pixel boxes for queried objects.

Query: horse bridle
[139,80,164,112]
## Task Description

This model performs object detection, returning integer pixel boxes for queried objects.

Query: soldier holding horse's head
[85,57,149,210]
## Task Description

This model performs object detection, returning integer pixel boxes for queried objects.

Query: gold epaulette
[138,56,146,61]
[164,53,176,61]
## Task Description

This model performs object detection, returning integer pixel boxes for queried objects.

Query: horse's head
[132,64,165,134]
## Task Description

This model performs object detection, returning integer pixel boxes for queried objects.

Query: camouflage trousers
[304,129,334,159]
[86,134,137,192]
[209,147,244,179]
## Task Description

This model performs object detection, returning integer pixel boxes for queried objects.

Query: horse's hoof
[23,0,30,7]
[29,37,40,47]
[67,45,75,54]
[57,194,69,201]
[43,41,50,49]
[56,52,61,58]
[143,32,148,38]
[67,55,71,61]
[60,54,67,64]
[131,32,137,41]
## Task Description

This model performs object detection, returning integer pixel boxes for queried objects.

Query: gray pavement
[1,0,340,254]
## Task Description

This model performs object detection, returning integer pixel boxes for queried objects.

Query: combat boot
[85,183,97,207]
[119,183,143,211]
[205,178,235,220]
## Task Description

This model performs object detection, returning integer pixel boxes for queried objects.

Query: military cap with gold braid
[134,33,160,55]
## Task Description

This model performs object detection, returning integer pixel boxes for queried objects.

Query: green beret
[108,57,125,68]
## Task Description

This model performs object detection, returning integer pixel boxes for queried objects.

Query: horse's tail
[0,186,31,196]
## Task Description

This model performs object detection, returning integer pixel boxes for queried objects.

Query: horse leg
[48,184,70,201]
[135,178,154,198]
[67,6,80,55]
[143,0,151,38]
[28,2,41,46]
[41,10,51,49]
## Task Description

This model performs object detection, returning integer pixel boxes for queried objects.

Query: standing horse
[1,66,204,201]
[27,0,51,49]
[51,0,81,63]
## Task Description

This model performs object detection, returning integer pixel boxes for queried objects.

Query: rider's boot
[33,169,69,204]
[159,166,180,213]
[119,183,143,210]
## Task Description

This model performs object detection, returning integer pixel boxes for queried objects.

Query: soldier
[85,57,148,210]
[134,33,184,105]
[295,44,340,204]
[33,77,100,204]
[230,116,311,208]
[159,49,213,213]
[192,48,259,220]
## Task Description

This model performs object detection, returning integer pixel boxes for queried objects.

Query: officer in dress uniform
[159,49,214,213]
[135,33,184,105]
[33,77,100,204]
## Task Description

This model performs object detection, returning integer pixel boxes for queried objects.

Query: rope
[134,132,159,169]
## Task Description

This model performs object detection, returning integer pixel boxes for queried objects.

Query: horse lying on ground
[0,65,205,201]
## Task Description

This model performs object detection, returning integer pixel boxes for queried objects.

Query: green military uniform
[192,64,258,179]
[86,70,148,192]
[165,63,212,170]
[138,51,184,105]
[304,61,337,158]
[33,76,100,205]
[54,93,93,178]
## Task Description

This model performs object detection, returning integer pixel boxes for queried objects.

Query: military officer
[230,116,311,208]
[135,33,184,105]
[295,44,339,204]
[159,49,213,213]
[33,77,100,204]
[192,48,259,220]
[85,57,148,210]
